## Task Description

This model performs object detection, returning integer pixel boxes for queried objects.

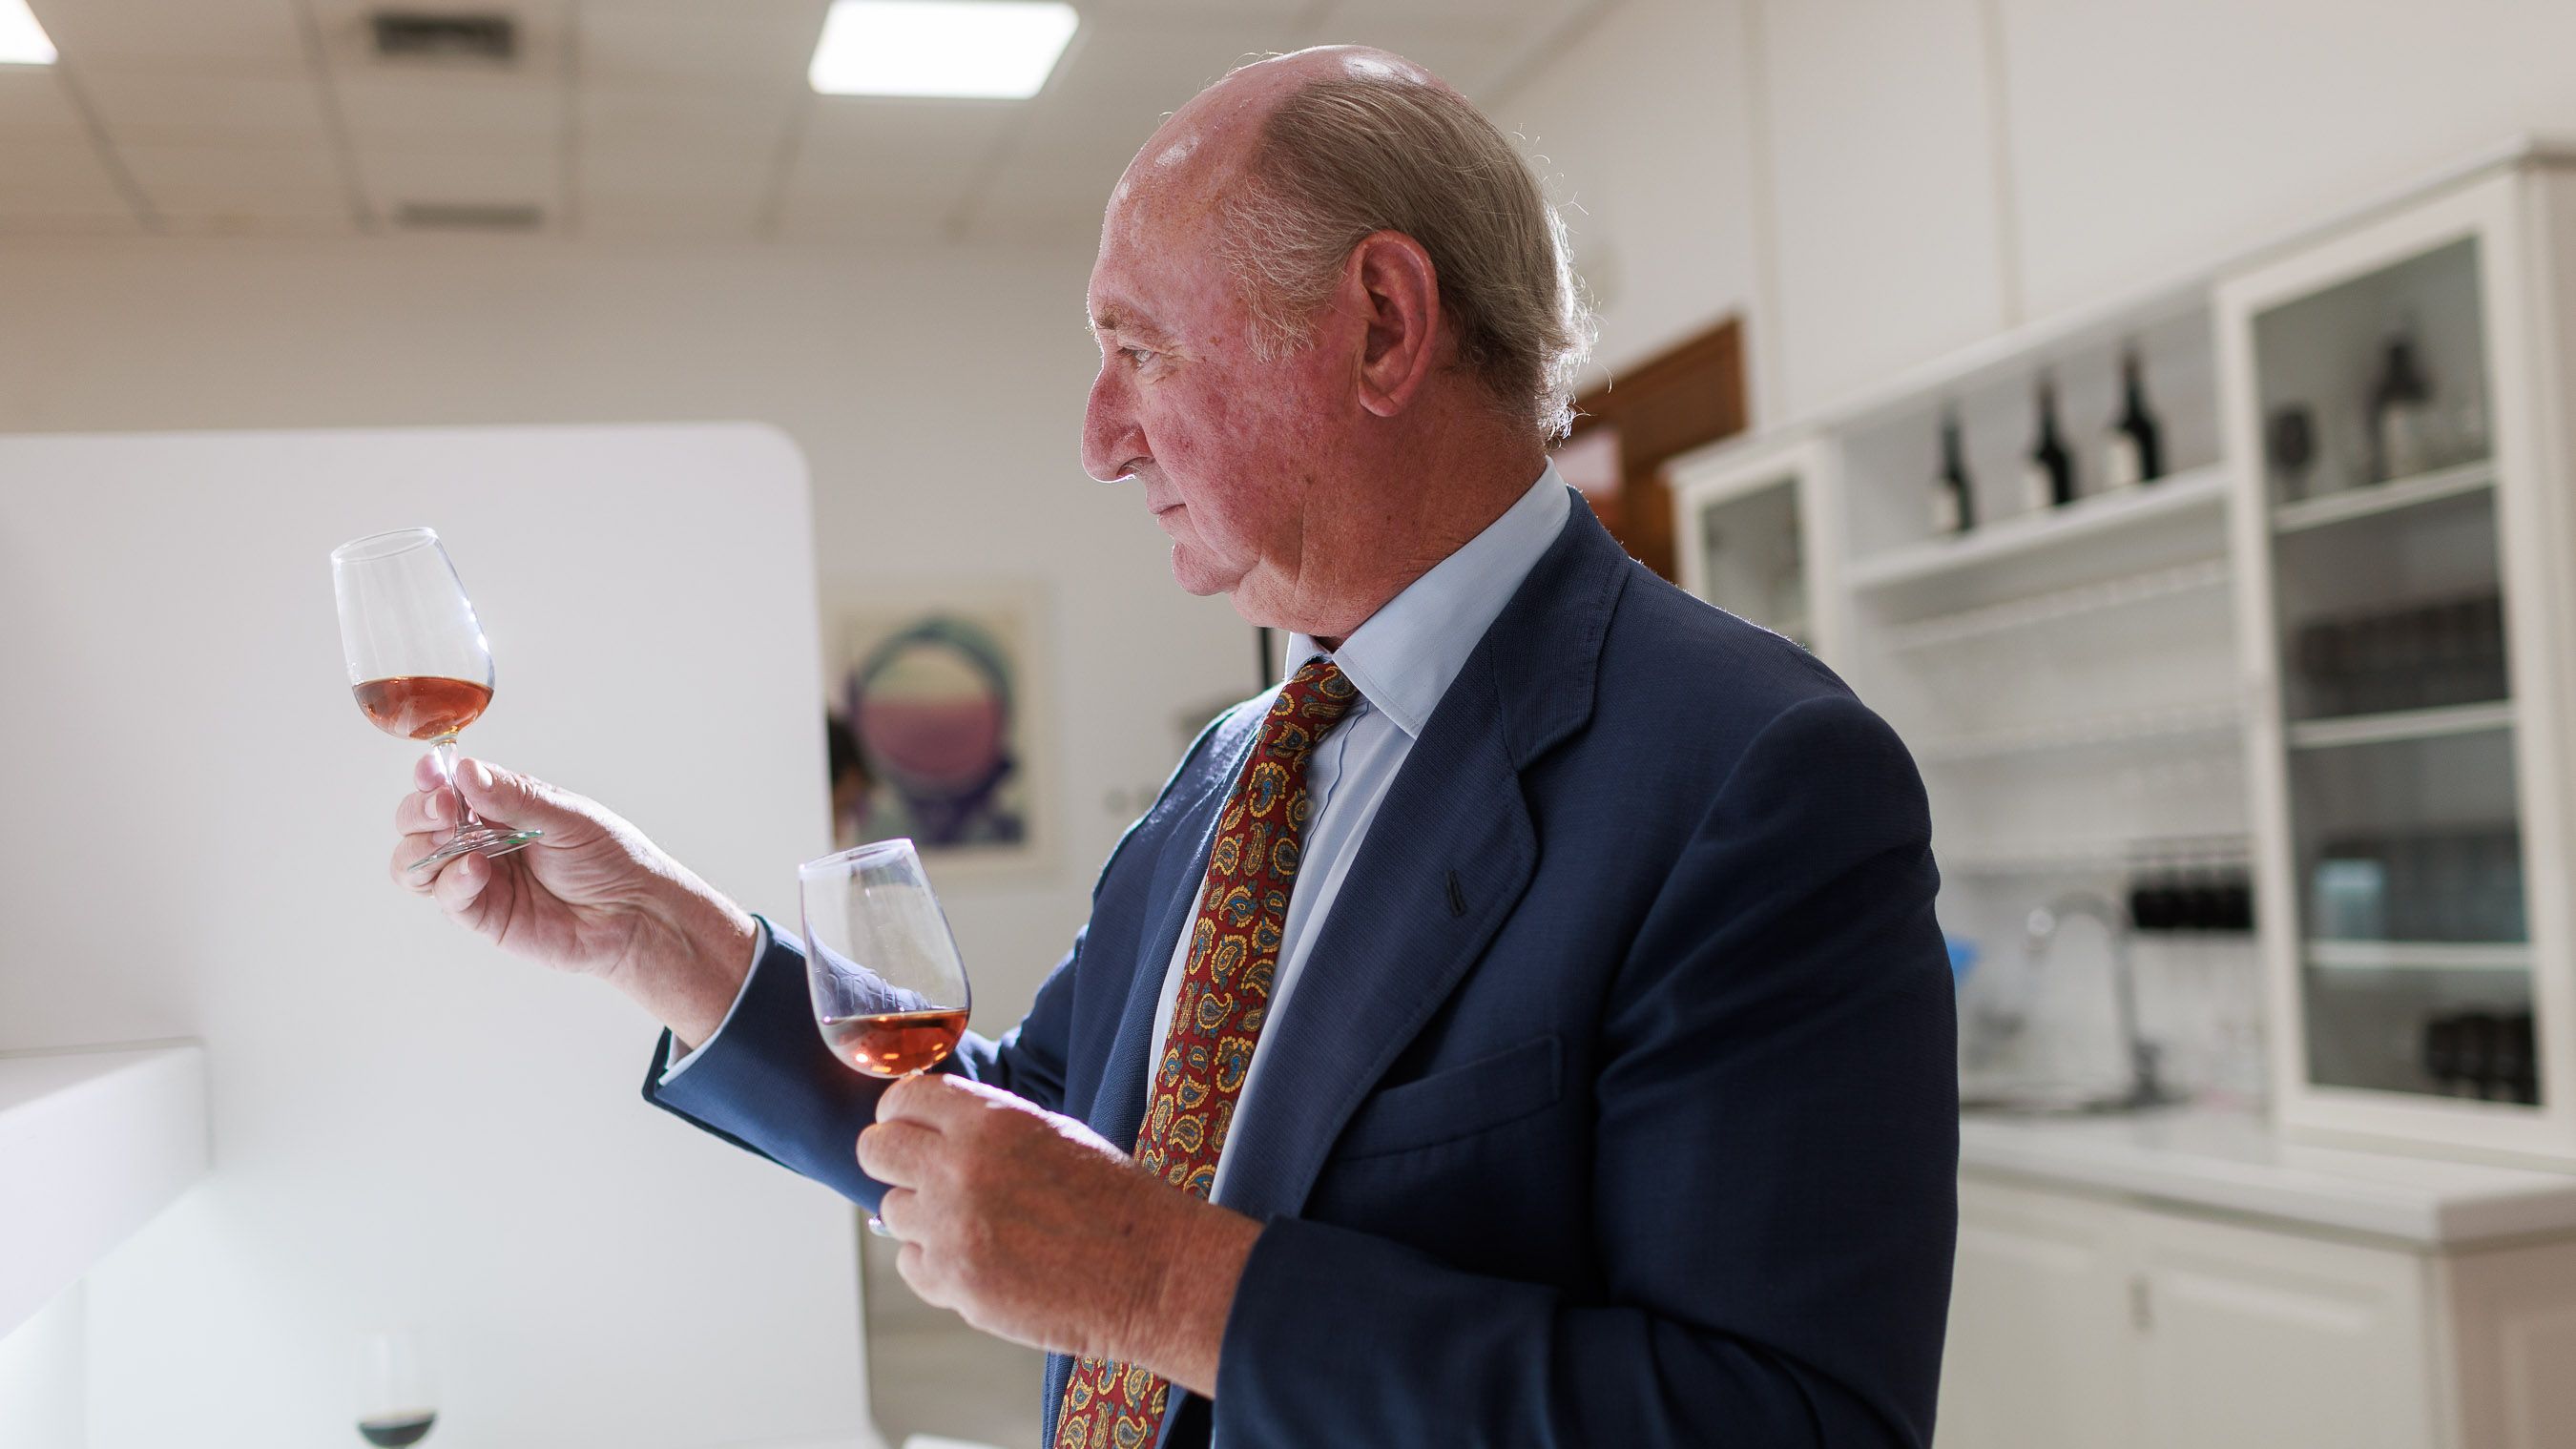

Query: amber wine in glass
[331,528,540,873]
[800,838,972,1234]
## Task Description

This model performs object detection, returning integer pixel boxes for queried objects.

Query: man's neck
[1272,446,1546,644]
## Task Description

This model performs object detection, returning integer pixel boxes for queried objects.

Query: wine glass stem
[431,736,488,838]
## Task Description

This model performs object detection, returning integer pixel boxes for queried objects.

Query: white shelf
[2305,941,2531,973]
[2285,699,2515,751]
[0,1044,208,1339]
[1943,835,2253,876]
[1850,465,2230,591]
[2271,459,2496,535]
[1917,699,2244,764]
[1885,557,2232,652]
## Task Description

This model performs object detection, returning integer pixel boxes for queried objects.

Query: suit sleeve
[640,923,1084,1210]
[1212,691,1959,1448]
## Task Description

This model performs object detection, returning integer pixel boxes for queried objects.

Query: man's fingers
[879,1070,994,1128]
[428,849,490,914]
[857,1119,939,1186]
[393,786,452,837]
[452,757,583,836]
[876,1187,919,1239]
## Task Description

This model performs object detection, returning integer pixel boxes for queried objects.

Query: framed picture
[826,582,1052,875]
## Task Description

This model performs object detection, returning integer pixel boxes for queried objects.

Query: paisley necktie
[1053,657,1362,1449]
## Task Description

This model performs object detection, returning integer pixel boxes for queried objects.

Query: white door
[1941,1178,2136,1449]
[2126,1208,2439,1449]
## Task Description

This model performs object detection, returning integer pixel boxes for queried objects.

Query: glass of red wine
[799,838,972,1236]
[331,528,539,874]
[353,1327,437,1446]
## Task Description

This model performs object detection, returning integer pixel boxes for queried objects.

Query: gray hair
[1217,68,1594,442]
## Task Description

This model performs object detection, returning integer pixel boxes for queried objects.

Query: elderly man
[394,46,1956,1449]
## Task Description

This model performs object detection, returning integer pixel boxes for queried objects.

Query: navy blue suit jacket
[647,494,1958,1447]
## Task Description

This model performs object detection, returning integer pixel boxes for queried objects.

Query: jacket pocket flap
[1334,1033,1562,1160]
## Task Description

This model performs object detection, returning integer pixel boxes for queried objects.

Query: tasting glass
[353,1327,438,1446]
[800,838,972,1236]
[330,528,539,873]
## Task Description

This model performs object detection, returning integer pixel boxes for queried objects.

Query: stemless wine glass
[331,528,539,873]
[353,1327,438,1447]
[800,838,972,1235]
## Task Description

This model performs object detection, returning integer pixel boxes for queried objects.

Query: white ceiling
[0,0,1612,244]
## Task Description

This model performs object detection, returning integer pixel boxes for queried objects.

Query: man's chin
[1167,545,1240,601]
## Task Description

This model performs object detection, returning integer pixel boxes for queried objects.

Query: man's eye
[1120,346,1157,367]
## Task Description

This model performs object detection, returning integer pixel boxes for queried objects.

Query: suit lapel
[1084,705,1264,1149]
[1214,496,1634,1223]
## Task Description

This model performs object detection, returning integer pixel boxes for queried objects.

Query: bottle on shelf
[2021,373,2076,512]
[2102,346,2164,490]
[1931,409,1975,536]
[2365,323,2436,484]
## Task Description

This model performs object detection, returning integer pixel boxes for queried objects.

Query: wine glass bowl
[800,838,972,1079]
[331,528,540,873]
[800,838,971,1236]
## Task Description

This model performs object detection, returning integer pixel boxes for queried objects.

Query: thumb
[453,757,583,834]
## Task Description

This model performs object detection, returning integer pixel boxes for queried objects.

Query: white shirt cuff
[657,916,771,1086]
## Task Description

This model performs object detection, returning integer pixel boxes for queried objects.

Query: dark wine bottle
[2022,374,2076,510]
[2366,328,2434,483]
[2104,347,2164,488]
[1930,410,1975,535]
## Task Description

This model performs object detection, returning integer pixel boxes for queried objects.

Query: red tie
[1053,658,1362,1449]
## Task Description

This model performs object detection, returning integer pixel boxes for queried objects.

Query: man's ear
[1345,230,1443,418]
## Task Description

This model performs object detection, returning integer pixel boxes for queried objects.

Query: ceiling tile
[580,79,800,148]
[580,185,764,241]
[580,138,774,198]
[0,67,85,136]
[791,96,1020,191]
[156,191,358,236]
[115,138,343,194]
[76,67,331,144]
[1313,0,1569,26]
[334,71,565,145]
[359,145,562,215]
[26,0,307,69]
[1091,0,1321,19]
[304,0,574,72]
[577,0,826,86]
[0,139,134,223]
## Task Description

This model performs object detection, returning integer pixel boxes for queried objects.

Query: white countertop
[1959,1103,2576,1247]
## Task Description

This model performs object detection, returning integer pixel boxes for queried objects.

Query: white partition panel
[0,425,873,1449]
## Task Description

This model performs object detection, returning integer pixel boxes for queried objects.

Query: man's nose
[1081,365,1145,483]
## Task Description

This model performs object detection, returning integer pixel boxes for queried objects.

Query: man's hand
[392,755,756,1045]
[860,1074,1259,1397]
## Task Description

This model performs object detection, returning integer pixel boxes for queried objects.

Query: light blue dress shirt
[667,466,1573,1198]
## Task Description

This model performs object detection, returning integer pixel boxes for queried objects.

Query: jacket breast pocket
[1332,1033,1563,1161]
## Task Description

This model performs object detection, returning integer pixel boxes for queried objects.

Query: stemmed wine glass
[800,838,973,1235]
[331,528,539,873]
[353,1327,437,1446]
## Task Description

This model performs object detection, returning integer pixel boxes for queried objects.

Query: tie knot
[1261,657,1361,759]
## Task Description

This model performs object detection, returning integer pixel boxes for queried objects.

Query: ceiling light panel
[0,0,56,66]
[808,0,1079,100]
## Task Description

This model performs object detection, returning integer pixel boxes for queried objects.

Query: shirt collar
[1284,462,1573,739]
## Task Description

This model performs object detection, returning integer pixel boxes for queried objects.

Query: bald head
[1105,45,1589,442]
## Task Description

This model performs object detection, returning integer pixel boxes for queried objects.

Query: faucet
[2025,892,2171,1109]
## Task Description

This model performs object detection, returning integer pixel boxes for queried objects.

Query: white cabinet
[1940,1170,2576,1449]
[2217,154,2576,1164]
[1941,1179,2133,1449]
[2126,1210,2436,1449]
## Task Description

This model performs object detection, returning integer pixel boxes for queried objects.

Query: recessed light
[808,0,1078,100]
[0,0,57,66]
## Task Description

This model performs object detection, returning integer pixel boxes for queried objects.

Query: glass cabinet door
[2243,212,2541,1111]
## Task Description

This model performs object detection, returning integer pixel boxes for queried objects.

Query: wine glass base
[865,1213,897,1239]
[408,826,542,875]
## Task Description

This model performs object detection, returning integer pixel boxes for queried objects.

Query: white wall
[0,425,867,1448]
[0,236,1257,1029]
[1499,0,2576,422]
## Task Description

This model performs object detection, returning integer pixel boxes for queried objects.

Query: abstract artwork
[829,587,1048,869]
